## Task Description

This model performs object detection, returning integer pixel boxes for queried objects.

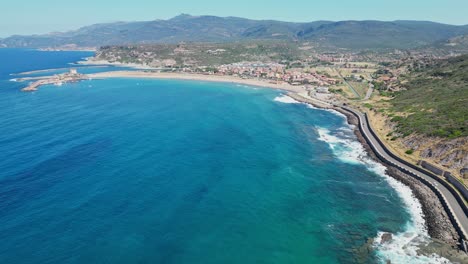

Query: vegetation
[371,81,386,91]
[363,103,373,109]
[390,55,468,138]
[348,81,369,98]
[96,41,307,67]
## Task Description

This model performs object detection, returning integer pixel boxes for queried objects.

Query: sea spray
[274,94,319,109]
[274,94,301,104]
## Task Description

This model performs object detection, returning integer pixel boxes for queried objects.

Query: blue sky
[1,0,467,37]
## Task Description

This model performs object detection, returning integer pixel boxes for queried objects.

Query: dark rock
[380,233,393,244]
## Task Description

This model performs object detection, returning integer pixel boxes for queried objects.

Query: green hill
[1,14,467,50]
[390,55,468,138]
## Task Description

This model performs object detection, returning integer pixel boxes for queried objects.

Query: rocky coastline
[335,108,460,246]
[288,93,467,261]
[341,109,468,262]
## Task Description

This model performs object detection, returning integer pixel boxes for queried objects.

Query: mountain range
[1,14,468,50]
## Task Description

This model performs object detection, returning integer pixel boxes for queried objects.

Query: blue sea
[0,49,444,263]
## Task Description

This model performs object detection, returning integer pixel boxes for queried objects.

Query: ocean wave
[316,126,450,263]
[274,94,300,104]
[274,94,320,110]
[305,104,318,109]
[324,108,348,119]
[316,127,365,165]
[235,84,253,89]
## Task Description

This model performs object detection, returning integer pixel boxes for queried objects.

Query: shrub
[363,103,373,109]
[405,149,414,155]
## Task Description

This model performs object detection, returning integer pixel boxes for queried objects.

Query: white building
[316,86,329,94]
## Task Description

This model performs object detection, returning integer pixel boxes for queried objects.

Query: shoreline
[291,92,459,239]
[19,69,306,93]
[338,109,460,243]
[87,71,306,93]
[288,94,467,261]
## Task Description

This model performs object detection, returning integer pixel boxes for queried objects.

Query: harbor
[21,68,87,92]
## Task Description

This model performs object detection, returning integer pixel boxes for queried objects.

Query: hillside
[390,55,468,139]
[1,14,468,50]
[415,34,468,56]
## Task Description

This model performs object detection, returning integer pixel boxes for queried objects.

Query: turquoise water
[0,49,420,263]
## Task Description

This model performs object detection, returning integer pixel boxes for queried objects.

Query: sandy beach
[87,71,306,93]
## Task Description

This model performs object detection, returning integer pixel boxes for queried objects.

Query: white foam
[305,104,318,109]
[316,125,451,263]
[274,94,320,110]
[324,108,348,119]
[274,94,300,104]
[235,84,251,88]
[9,78,17,82]
[316,127,365,165]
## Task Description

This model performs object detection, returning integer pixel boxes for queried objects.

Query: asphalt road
[343,107,468,241]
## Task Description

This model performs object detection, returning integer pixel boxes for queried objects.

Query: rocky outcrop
[402,135,468,178]
[380,233,393,244]
[418,239,468,263]
[380,114,468,179]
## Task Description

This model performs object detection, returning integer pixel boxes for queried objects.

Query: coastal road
[343,107,468,241]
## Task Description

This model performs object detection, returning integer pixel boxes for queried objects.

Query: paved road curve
[342,107,468,242]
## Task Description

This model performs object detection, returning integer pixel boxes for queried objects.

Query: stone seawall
[445,172,468,203]
[419,160,445,176]
[419,160,468,202]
